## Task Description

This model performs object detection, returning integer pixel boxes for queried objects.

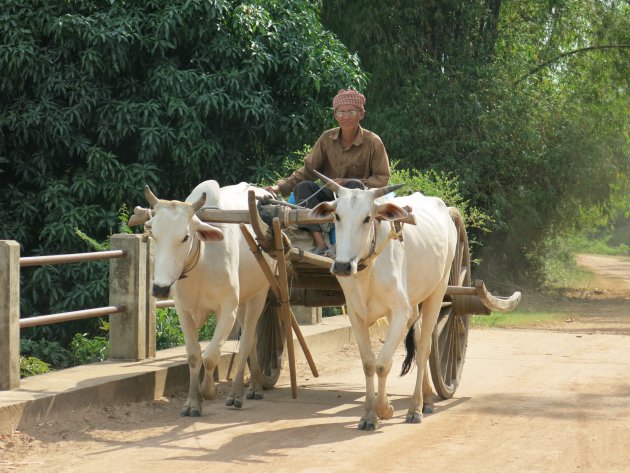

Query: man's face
[334,104,364,131]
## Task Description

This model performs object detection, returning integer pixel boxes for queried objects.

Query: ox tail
[400,325,416,376]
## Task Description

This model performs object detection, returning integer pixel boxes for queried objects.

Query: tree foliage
[0,0,365,327]
[322,0,630,283]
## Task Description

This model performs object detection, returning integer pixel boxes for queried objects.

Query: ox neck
[178,235,202,280]
[356,220,383,272]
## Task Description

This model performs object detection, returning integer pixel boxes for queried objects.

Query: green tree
[322,0,630,283]
[0,0,365,337]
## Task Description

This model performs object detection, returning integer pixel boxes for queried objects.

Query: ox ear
[309,201,337,218]
[191,217,224,242]
[375,202,408,221]
[128,206,152,227]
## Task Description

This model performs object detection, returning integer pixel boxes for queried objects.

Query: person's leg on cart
[294,179,364,256]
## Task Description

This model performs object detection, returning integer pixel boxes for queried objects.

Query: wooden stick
[269,219,319,380]
[240,224,280,300]
[272,218,298,399]
[240,223,320,391]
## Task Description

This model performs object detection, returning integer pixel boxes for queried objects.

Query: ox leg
[406,293,442,424]
[246,335,264,399]
[244,304,265,400]
[348,315,378,431]
[374,307,409,422]
[226,291,267,408]
[179,312,204,417]
[422,359,436,414]
[200,306,237,403]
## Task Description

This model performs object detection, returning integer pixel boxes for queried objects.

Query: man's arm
[364,136,390,188]
[274,135,326,196]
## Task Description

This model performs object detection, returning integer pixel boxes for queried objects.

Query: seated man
[267,89,391,255]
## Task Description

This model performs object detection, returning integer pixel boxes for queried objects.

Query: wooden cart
[196,191,521,400]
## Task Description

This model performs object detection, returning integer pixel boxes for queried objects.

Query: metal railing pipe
[156,300,175,309]
[20,305,127,329]
[20,250,126,267]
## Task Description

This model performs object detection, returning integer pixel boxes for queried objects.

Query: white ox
[140,181,274,416]
[310,172,457,430]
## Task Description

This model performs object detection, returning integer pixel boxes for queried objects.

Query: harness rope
[178,235,202,280]
[357,220,404,270]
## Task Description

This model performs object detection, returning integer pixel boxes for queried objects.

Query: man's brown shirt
[276,126,390,196]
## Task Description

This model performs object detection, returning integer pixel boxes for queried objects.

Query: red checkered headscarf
[332,89,366,111]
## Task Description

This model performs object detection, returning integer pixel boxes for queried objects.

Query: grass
[566,235,629,257]
[471,238,598,329]
[470,311,565,329]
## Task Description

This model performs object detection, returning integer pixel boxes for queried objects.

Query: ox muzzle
[152,283,172,299]
[331,259,355,276]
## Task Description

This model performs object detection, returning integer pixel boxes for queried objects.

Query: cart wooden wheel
[429,210,471,399]
[255,297,286,389]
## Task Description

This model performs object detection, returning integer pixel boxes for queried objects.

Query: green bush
[156,307,218,349]
[20,356,50,377]
[390,165,491,264]
[70,333,109,365]
[156,307,185,349]
[199,315,217,341]
[20,338,72,369]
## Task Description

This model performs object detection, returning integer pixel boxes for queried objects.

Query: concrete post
[109,234,148,361]
[0,241,20,390]
[291,305,322,325]
[144,237,156,359]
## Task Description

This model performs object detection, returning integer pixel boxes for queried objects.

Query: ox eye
[362,216,370,224]
[182,234,189,243]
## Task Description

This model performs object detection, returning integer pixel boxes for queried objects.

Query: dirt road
[2,255,629,473]
[575,253,630,290]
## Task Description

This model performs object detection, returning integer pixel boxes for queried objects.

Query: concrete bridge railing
[0,234,157,390]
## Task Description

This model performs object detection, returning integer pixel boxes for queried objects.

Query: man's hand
[265,184,280,196]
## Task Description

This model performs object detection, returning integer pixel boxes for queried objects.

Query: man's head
[332,89,365,130]
[333,89,366,111]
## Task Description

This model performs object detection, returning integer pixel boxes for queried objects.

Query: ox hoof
[226,397,243,408]
[246,391,264,400]
[405,411,422,424]
[422,404,434,414]
[180,407,201,417]
[358,419,378,431]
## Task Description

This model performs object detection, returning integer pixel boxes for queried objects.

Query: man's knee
[343,179,365,190]
[295,180,317,194]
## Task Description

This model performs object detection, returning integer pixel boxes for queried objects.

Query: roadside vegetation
[473,223,630,329]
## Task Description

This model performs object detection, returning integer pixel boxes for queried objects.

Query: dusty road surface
[575,253,630,289]
[2,254,629,473]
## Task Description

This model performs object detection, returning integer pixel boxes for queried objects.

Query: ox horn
[312,170,342,194]
[372,183,404,199]
[144,185,159,207]
[191,192,206,212]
